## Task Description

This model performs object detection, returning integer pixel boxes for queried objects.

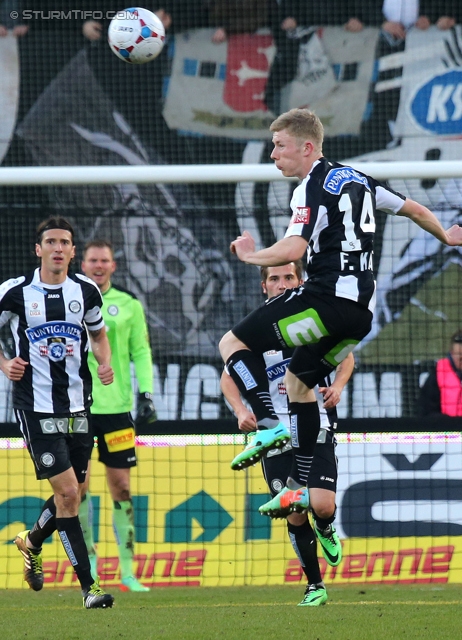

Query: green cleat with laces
[315,524,342,567]
[298,583,328,607]
[231,423,290,470]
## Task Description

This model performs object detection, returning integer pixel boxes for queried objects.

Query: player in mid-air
[0,217,115,609]
[219,108,462,517]
[221,261,353,606]
[79,239,156,592]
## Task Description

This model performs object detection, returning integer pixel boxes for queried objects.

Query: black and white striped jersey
[285,158,406,312]
[0,268,105,414]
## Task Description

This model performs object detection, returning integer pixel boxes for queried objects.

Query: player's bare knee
[54,484,80,511]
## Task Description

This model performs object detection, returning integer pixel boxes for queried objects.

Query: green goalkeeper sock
[79,493,96,555]
[113,500,135,580]
[78,493,98,579]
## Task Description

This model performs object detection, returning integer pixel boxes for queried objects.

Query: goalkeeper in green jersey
[79,239,157,592]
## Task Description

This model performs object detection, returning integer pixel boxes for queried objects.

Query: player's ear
[261,282,267,295]
[111,260,116,274]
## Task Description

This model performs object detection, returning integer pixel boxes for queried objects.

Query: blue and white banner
[394,25,462,138]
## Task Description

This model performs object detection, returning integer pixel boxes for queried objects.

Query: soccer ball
[108,7,165,64]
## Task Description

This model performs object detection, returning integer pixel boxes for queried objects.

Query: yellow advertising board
[1,441,461,589]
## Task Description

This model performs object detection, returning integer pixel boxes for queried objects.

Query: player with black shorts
[222,262,353,606]
[0,217,115,608]
[219,108,462,517]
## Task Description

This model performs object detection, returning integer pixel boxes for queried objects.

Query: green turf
[2,584,462,639]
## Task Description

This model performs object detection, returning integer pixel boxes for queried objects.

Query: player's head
[270,109,324,179]
[36,216,75,246]
[81,240,116,293]
[35,217,76,280]
[449,330,462,371]
[270,109,324,148]
[260,261,304,299]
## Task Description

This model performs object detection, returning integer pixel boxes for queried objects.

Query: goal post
[0,160,462,185]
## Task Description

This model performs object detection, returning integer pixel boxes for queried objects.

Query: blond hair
[270,109,324,150]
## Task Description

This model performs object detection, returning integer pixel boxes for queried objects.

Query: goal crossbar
[0,161,462,185]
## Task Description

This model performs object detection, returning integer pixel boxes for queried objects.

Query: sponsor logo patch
[233,361,257,390]
[289,207,310,225]
[104,428,135,453]
[290,415,299,448]
[323,167,369,195]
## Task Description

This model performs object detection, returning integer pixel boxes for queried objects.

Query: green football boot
[120,576,150,592]
[298,583,328,607]
[315,524,342,567]
[259,486,309,518]
[231,423,290,470]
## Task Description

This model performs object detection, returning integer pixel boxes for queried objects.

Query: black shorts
[91,412,137,468]
[261,440,338,496]
[232,287,372,388]
[15,409,93,482]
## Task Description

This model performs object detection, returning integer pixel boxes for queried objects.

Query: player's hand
[230,230,256,262]
[237,408,257,433]
[83,20,102,41]
[445,225,462,246]
[97,364,114,385]
[319,385,342,409]
[135,392,157,427]
[1,357,28,381]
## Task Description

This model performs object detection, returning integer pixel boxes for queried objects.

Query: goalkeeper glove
[135,392,157,427]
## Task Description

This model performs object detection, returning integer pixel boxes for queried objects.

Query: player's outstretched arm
[319,352,355,409]
[230,231,308,266]
[88,327,114,386]
[397,198,462,246]
[220,370,257,433]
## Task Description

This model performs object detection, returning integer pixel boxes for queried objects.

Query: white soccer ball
[108,7,165,64]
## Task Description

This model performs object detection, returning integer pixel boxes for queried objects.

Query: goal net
[1,5,462,591]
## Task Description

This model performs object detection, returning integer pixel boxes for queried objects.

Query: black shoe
[83,582,115,609]
[15,530,43,592]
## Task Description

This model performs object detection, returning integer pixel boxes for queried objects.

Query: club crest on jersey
[324,167,370,195]
[108,305,119,316]
[39,341,74,361]
[69,300,81,313]
[289,207,310,225]
[26,321,82,343]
